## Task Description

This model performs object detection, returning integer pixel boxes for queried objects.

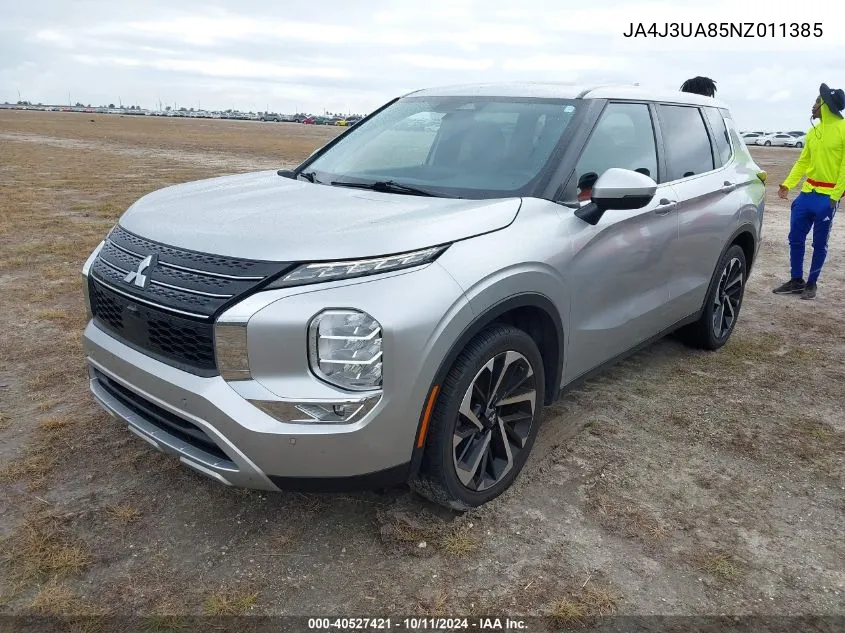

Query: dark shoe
[772,278,805,294]
[801,283,817,300]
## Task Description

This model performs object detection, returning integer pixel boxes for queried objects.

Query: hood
[819,102,838,124]
[118,170,521,261]
[819,82,845,121]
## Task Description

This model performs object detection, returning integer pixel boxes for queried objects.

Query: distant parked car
[784,134,806,148]
[261,113,281,122]
[742,133,763,145]
[746,133,778,146]
[761,133,794,147]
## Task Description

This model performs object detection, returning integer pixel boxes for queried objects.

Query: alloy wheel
[452,351,537,492]
[712,256,743,339]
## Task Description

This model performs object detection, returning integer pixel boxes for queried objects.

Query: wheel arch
[730,227,757,274]
[408,293,565,477]
[698,223,758,314]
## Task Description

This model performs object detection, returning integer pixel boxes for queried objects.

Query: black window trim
[700,105,735,169]
[719,109,737,163]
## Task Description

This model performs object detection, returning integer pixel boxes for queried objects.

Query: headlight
[308,310,382,391]
[267,245,448,288]
[214,322,250,381]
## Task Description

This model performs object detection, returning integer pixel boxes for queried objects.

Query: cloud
[398,55,495,71]
[767,90,791,103]
[34,29,75,48]
[73,54,352,81]
[118,15,359,47]
[501,55,630,73]
[2,0,843,129]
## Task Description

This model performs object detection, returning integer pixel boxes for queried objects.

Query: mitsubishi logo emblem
[124,254,157,289]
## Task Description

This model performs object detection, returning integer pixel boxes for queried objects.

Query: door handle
[654,198,677,215]
[721,180,736,193]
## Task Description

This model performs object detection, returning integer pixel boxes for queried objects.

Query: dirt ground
[1,111,843,630]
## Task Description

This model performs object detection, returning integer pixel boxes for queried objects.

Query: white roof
[406,82,728,109]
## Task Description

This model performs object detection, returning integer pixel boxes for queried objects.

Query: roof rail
[576,83,640,99]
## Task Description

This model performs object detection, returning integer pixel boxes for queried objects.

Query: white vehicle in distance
[742,132,764,145]
[784,134,806,148]
[748,133,790,147]
[765,133,797,147]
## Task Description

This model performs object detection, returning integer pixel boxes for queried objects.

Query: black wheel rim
[712,257,743,339]
[452,351,537,492]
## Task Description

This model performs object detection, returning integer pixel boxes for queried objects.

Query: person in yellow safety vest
[773,83,845,300]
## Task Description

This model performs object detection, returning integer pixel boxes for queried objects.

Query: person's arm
[780,142,811,195]
[830,132,845,205]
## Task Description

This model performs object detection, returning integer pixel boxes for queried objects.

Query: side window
[657,105,715,181]
[571,103,658,201]
[703,107,732,167]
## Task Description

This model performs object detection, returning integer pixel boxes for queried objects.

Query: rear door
[658,104,746,322]
[560,101,680,381]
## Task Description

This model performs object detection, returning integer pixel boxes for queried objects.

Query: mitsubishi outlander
[82,83,765,509]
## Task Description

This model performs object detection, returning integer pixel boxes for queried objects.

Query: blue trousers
[789,191,838,284]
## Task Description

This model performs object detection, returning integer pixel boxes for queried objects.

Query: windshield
[303,96,580,198]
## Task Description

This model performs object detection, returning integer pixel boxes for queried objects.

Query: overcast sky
[2,0,843,130]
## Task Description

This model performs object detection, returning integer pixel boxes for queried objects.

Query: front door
[559,102,680,382]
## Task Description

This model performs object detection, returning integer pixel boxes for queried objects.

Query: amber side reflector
[416,385,440,448]
[757,171,768,183]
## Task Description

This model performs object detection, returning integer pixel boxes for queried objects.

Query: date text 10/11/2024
[308,618,528,630]
[623,22,823,37]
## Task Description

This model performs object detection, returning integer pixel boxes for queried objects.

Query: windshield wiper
[329,179,439,197]
[298,170,320,184]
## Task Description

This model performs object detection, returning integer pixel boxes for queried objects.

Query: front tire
[677,245,747,350]
[796,142,803,148]
[410,325,545,510]
[764,140,771,146]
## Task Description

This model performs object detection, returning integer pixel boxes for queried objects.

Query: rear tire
[676,245,747,350]
[764,141,771,146]
[410,325,545,510]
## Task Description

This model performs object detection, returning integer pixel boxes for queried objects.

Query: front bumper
[85,322,411,490]
[82,261,471,491]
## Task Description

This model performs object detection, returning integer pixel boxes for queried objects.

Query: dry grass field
[1,111,843,631]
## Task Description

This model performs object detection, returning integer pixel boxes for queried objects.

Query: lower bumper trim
[267,462,411,493]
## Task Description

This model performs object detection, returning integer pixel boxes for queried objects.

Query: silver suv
[82,83,765,509]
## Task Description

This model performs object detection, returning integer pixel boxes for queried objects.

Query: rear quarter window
[703,107,733,167]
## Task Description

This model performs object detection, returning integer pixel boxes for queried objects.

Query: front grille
[88,225,294,374]
[95,369,233,465]
[89,280,217,372]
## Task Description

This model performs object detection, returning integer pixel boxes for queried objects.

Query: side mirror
[575,168,658,225]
